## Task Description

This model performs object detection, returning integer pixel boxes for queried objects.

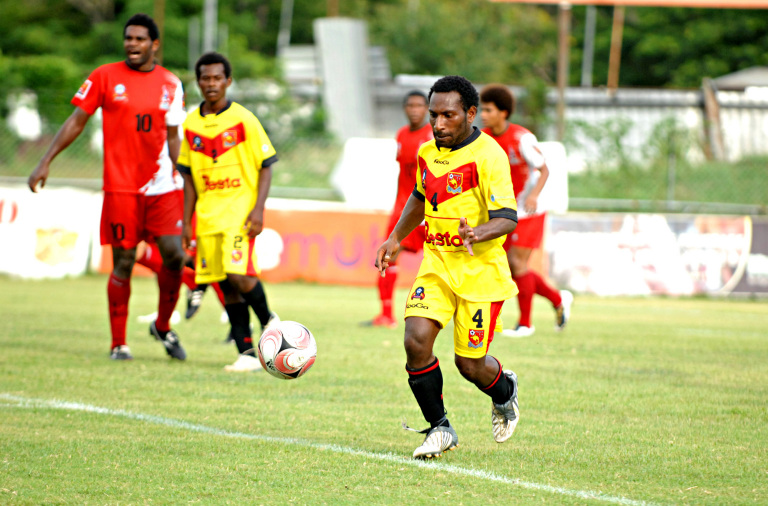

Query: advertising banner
[0,185,99,279]
[547,213,760,296]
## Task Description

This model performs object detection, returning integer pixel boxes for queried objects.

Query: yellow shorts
[404,273,505,359]
[195,231,260,284]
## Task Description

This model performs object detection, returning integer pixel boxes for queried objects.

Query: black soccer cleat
[149,320,187,360]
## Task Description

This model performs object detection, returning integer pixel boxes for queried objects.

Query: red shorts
[100,190,183,249]
[386,205,425,253]
[503,212,545,251]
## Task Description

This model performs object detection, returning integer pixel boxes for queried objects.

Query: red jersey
[72,62,185,196]
[482,124,544,199]
[394,123,433,208]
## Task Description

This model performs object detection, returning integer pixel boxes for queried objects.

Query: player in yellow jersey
[179,52,279,372]
[376,75,521,459]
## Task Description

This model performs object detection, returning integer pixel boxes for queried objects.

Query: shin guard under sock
[225,302,254,355]
[107,274,131,349]
[406,358,446,427]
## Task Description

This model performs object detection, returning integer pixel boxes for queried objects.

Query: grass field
[1,275,766,504]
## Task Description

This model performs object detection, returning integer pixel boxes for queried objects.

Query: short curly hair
[195,52,232,80]
[428,75,479,112]
[124,13,159,41]
[480,84,515,119]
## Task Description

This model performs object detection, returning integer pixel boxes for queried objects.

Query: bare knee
[403,317,440,368]
[156,236,185,270]
[112,248,135,279]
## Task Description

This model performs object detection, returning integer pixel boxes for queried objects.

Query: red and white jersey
[482,124,545,200]
[395,123,433,208]
[72,61,185,195]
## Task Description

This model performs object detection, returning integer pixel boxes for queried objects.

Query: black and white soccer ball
[257,321,317,380]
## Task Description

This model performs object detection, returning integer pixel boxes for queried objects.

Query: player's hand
[524,194,538,214]
[375,238,400,276]
[28,162,50,193]
[244,209,264,239]
[182,223,194,250]
[458,217,475,256]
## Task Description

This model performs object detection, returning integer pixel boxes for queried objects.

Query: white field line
[1,393,660,506]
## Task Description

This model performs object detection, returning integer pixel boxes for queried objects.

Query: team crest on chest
[159,85,171,110]
[192,136,205,151]
[113,84,127,102]
[222,130,238,148]
[447,172,463,194]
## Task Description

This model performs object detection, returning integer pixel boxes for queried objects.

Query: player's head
[403,90,428,129]
[123,14,160,70]
[428,75,478,148]
[480,84,515,131]
[196,52,233,106]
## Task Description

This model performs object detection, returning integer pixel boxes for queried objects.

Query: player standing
[179,52,279,373]
[480,84,573,337]
[376,75,521,459]
[28,13,187,361]
[364,90,433,328]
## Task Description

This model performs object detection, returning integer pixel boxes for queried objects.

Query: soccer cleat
[223,353,263,372]
[501,324,535,338]
[185,287,206,319]
[360,314,398,329]
[409,421,459,459]
[149,321,187,360]
[555,290,574,331]
[492,370,520,443]
[110,345,133,360]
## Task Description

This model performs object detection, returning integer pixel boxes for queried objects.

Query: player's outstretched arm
[375,194,425,276]
[28,107,91,193]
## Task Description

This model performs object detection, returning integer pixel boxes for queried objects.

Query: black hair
[428,75,479,112]
[480,84,515,119]
[403,90,428,107]
[124,13,159,41]
[195,52,232,80]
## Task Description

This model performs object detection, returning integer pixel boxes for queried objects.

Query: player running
[376,75,521,459]
[28,13,187,361]
[364,90,433,329]
[480,84,573,338]
[179,52,279,373]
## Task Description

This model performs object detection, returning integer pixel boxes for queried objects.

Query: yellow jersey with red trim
[413,127,518,301]
[177,101,277,235]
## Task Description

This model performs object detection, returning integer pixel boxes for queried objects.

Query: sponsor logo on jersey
[75,79,92,100]
[113,84,127,102]
[433,159,449,165]
[192,136,205,151]
[468,329,485,349]
[202,175,242,191]
[231,249,243,265]
[424,221,466,248]
[411,287,425,300]
[159,85,171,111]
[222,130,238,148]
[446,172,463,194]
[406,302,429,310]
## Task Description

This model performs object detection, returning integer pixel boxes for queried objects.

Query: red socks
[531,270,562,307]
[513,271,535,327]
[378,265,398,319]
[155,265,182,333]
[107,274,131,349]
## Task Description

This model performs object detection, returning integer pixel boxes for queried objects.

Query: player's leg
[509,245,536,334]
[219,277,262,372]
[228,273,278,331]
[101,192,140,360]
[108,245,137,359]
[365,212,400,328]
[402,278,458,459]
[453,298,519,443]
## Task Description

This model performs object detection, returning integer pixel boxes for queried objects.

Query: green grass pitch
[0,275,766,504]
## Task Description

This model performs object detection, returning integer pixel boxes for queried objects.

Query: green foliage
[369,0,558,85]
[1,277,767,504]
[570,6,768,88]
[11,55,84,125]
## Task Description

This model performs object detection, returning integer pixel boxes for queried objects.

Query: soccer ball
[257,321,317,380]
